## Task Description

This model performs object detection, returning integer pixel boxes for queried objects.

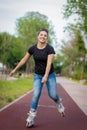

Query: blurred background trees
[0,0,87,81]
[54,0,87,80]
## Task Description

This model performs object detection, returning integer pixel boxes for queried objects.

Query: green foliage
[60,0,87,80]
[54,55,63,74]
[63,0,87,33]
[16,11,56,50]
[6,37,24,68]
[0,32,25,69]
[57,29,87,80]
[71,65,82,80]
[0,32,11,64]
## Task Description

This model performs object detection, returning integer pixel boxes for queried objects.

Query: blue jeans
[30,72,60,111]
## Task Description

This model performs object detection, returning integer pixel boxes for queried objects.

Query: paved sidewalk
[57,77,87,116]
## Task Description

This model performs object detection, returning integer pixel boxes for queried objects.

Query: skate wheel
[26,121,34,128]
[26,122,29,127]
[61,112,65,117]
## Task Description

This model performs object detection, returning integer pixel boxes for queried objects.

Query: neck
[37,42,47,49]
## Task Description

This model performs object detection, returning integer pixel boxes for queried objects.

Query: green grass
[0,75,33,109]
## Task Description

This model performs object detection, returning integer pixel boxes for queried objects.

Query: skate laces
[28,110,37,117]
[27,110,37,121]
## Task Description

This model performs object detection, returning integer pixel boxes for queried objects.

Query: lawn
[0,75,33,109]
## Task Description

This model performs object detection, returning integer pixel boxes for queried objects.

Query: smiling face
[37,30,48,44]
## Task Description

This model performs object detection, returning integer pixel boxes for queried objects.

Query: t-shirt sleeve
[27,45,34,55]
[47,45,55,55]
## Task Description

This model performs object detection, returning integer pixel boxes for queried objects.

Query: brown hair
[38,28,48,36]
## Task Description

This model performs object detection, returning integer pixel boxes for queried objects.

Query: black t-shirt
[27,43,55,75]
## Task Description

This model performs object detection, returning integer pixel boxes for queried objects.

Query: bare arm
[9,52,31,76]
[42,54,54,83]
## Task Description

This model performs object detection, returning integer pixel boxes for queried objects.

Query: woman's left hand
[42,75,48,83]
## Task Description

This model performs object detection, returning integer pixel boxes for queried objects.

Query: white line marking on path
[38,104,56,109]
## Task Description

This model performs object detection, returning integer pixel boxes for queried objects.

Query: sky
[0,0,68,46]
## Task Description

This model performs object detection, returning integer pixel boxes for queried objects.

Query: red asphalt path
[0,83,87,130]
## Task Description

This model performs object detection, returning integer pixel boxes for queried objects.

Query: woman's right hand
[9,69,16,77]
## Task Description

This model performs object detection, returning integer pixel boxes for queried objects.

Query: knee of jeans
[49,92,58,101]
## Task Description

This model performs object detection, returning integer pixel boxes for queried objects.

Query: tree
[16,12,55,49]
[0,32,24,72]
[0,32,12,65]
[58,29,87,79]
[6,37,24,69]
[60,0,87,79]
[63,0,87,34]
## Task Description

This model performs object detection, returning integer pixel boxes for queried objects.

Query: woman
[9,28,65,128]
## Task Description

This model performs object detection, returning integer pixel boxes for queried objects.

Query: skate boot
[57,99,65,117]
[26,109,37,128]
